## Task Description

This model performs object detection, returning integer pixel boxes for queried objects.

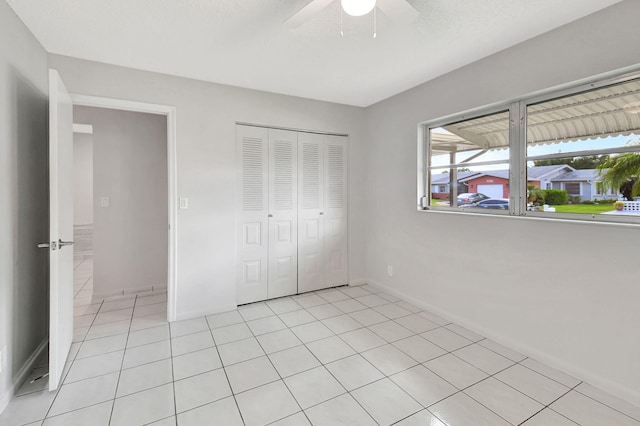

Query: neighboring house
[435,165,615,201]
[527,165,575,190]
[430,171,478,198]
[550,168,617,201]
[460,170,510,198]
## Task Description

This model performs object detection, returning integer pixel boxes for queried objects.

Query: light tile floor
[2,255,640,425]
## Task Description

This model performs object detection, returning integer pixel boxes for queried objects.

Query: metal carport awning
[431,78,640,155]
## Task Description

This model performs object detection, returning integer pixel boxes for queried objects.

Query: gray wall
[73,133,93,226]
[49,55,368,319]
[74,106,168,297]
[364,0,640,405]
[0,0,49,409]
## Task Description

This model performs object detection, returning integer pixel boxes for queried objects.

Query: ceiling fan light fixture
[341,0,376,17]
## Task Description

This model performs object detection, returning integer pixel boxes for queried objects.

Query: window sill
[419,206,640,228]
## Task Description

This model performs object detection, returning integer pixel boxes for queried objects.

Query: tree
[441,167,471,173]
[597,152,640,199]
[527,184,545,205]
[534,155,610,169]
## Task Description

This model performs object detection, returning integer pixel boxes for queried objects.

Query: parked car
[457,192,489,206]
[467,198,509,209]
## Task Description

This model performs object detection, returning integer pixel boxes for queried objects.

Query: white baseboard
[348,278,368,286]
[0,338,48,416]
[366,279,640,408]
[92,285,166,301]
[174,304,238,322]
[0,389,10,417]
[14,339,48,395]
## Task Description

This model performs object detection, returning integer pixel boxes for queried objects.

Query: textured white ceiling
[7,0,623,106]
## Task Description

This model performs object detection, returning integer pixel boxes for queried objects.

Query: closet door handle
[319,212,324,215]
[268,214,273,218]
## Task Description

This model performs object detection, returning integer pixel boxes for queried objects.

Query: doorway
[15,94,177,394]
[71,95,177,322]
[71,105,171,342]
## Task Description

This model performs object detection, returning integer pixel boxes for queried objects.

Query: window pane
[527,78,640,158]
[526,78,640,216]
[429,110,510,209]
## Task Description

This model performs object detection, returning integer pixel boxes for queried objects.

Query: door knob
[37,242,50,248]
[58,239,74,248]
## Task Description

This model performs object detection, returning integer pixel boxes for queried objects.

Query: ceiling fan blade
[283,0,335,28]
[376,0,418,22]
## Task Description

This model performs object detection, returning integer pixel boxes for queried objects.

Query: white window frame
[418,69,640,225]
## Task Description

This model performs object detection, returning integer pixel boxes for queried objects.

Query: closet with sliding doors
[236,124,348,305]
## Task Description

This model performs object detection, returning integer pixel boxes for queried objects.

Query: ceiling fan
[283,0,419,29]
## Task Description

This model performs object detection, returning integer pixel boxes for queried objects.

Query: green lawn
[552,203,616,214]
[429,199,617,214]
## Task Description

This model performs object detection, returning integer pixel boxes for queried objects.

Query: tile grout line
[240,302,311,425]
[243,290,418,425]
[299,290,533,424]
[107,294,138,425]
[240,298,377,419]
[573,388,640,423]
[10,256,172,424]
[40,258,105,422]
[516,382,582,426]
[417,346,577,425]
[299,305,401,423]
[204,314,247,426]
[166,311,179,424]
[514,358,581,390]
[306,288,425,424]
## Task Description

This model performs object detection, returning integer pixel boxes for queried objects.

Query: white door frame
[70,94,178,322]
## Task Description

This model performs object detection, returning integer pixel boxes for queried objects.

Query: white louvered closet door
[236,125,269,304]
[267,129,298,299]
[297,132,325,293]
[323,135,348,286]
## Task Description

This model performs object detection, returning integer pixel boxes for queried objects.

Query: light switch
[179,198,189,209]
[100,196,110,207]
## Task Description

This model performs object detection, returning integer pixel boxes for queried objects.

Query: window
[419,71,640,224]
[426,110,510,210]
[564,183,580,196]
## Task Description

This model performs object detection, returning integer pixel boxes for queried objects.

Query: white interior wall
[74,106,168,297]
[72,133,93,226]
[49,55,368,318]
[0,0,49,412]
[364,0,640,406]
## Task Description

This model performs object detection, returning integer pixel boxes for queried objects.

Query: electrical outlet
[179,198,189,209]
[387,265,393,277]
[100,196,110,207]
